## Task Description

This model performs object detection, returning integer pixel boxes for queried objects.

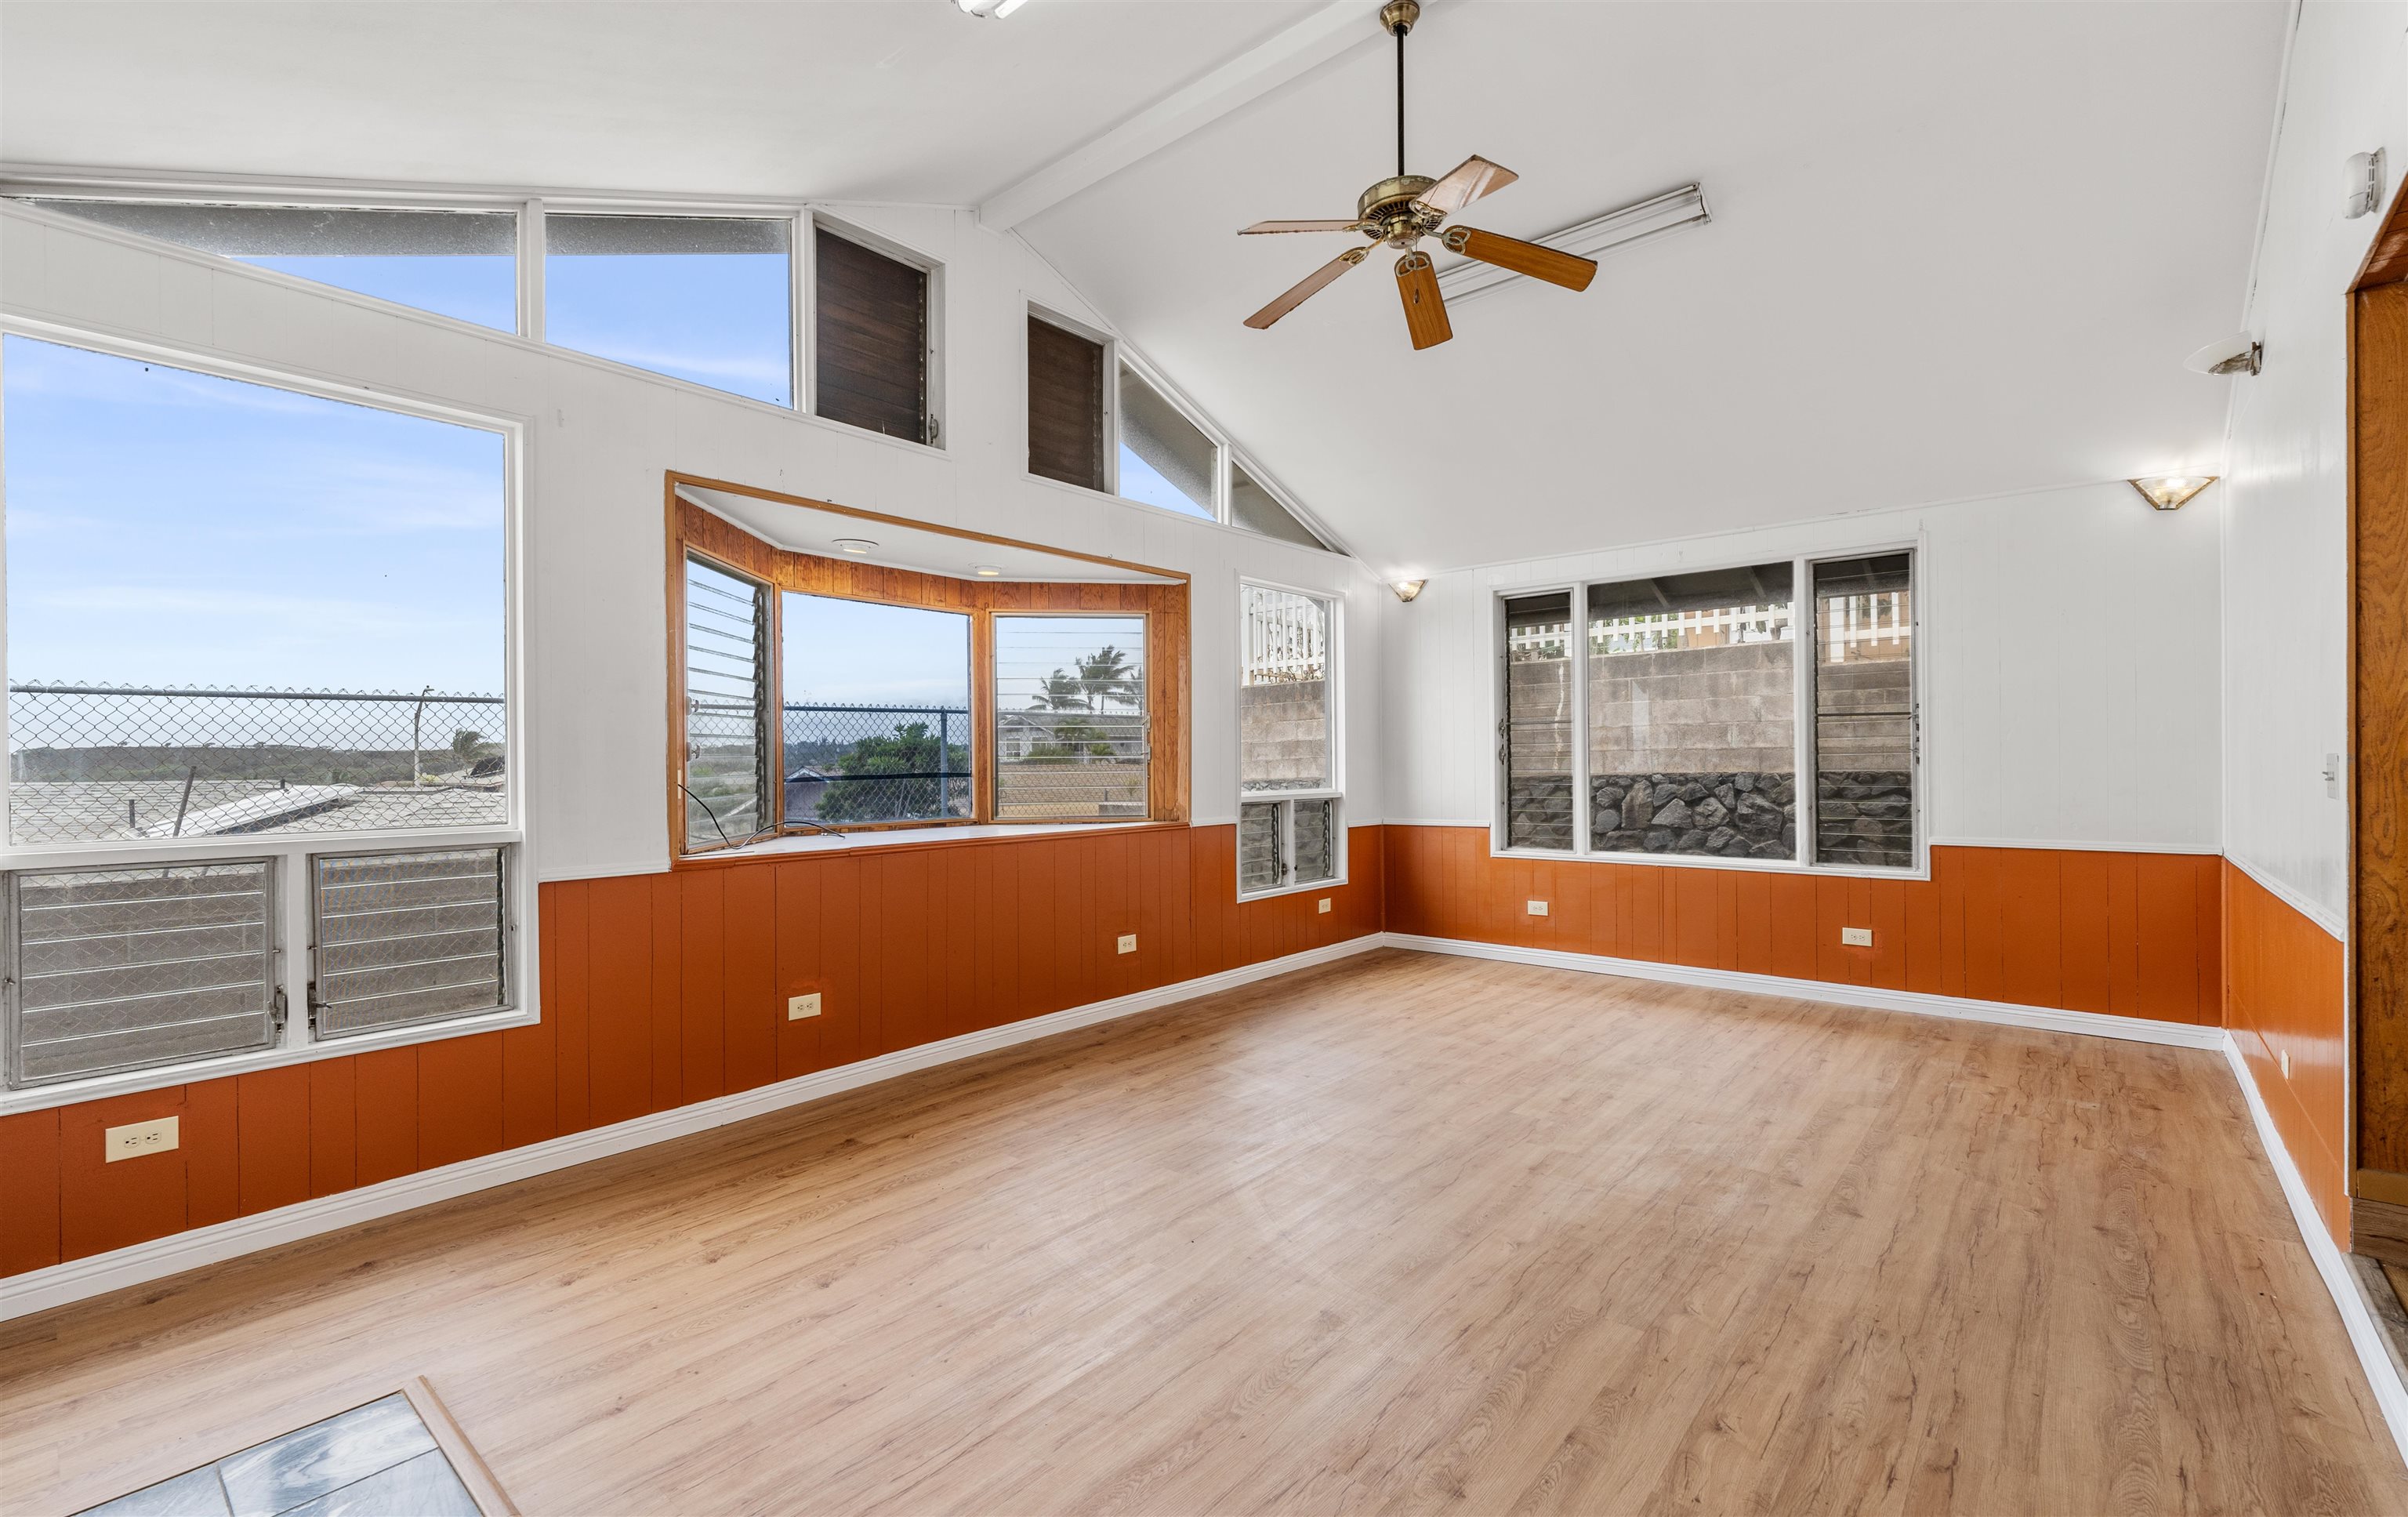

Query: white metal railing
[1242,587,1328,684]
[1819,590,1911,663]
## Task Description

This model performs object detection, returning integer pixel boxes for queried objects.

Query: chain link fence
[783,702,972,826]
[7,683,507,844]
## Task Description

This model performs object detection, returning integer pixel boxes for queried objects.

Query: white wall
[2221,0,2407,935]
[0,202,1388,881]
[1378,480,2224,855]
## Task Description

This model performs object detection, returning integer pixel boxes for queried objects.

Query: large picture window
[2,335,522,1095]
[669,493,1186,853]
[1237,584,1341,895]
[1500,550,1917,871]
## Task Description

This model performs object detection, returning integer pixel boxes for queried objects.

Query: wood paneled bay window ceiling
[670,492,1189,855]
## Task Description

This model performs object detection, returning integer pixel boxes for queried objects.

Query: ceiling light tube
[956,0,1032,16]
[1434,183,1710,303]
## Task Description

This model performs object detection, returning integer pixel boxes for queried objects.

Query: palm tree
[1076,646,1137,713]
[1028,670,1087,713]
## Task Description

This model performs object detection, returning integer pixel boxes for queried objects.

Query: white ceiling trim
[979,0,1377,230]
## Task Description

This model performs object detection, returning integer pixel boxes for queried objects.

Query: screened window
[683,555,771,849]
[1231,463,1329,550]
[1028,315,1106,491]
[994,615,1150,821]
[1503,593,1576,851]
[1237,584,1340,895]
[1498,552,1917,871]
[311,847,507,1040]
[5,860,278,1087]
[3,336,510,847]
[815,227,930,443]
[1811,554,1916,867]
[782,593,970,826]
[545,214,794,405]
[1587,563,1796,860]
[21,200,518,329]
[1116,365,1216,519]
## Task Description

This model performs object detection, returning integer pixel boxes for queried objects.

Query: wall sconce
[2347,148,2386,220]
[1392,579,1427,602]
[2129,476,2217,511]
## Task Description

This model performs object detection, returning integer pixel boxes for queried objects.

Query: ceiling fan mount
[1238,0,1597,350]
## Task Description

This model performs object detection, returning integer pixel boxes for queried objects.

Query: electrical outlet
[1318,898,1332,913]
[104,1116,179,1162]
[2281,1048,2292,1079]
[1117,934,1137,954]
[2325,753,2343,800]
[788,992,821,1021]
[1841,927,1874,947]
[1527,900,1549,916]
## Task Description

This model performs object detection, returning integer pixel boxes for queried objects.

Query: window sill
[675,817,1181,867]
[0,1004,536,1117]
[1490,843,1930,884]
[1235,873,1347,903]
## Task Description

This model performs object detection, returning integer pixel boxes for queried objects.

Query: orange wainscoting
[1384,829,2225,1024]
[2224,860,2349,1248]
[0,824,1385,1278]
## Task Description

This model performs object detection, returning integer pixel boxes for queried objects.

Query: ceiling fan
[1239,0,1597,350]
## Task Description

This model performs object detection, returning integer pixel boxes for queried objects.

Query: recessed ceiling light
[2128,476,2218,511]
[1393,579,1427,601]
[955,0,1031,16]
[833,538,876,554]
[973,564,1003,577]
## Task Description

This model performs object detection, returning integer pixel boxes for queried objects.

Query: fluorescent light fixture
[973,564,1003,577]
[956,0,1032,16]
[833,538,877,554]
[2128,475,2217,511]
[1434,183,1710,303]
[1392,579,1427,602]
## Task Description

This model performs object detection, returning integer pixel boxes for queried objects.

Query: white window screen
[6,859,278,1087]
[311,847,507,1040]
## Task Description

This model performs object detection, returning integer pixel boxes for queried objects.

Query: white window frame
[0,318,537,1115]
[1489,539,1927,880]
[1236,579,1345,900]
[0,172,959,453]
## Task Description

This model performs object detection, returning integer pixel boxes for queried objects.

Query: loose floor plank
[2,950,2399,1515]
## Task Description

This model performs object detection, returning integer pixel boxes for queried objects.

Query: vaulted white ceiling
[3,1,2288,573]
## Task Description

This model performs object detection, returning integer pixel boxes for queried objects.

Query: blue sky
[548,252,792,405]
[4,336,507,694]
[240,253,517,331]
[1116,444,1211,519]
[782,592,968,708]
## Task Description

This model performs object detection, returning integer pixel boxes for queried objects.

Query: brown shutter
[814,227,927,441]
[1027,315,1105,491]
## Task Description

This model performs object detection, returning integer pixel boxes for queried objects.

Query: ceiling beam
[979,0,1380,232]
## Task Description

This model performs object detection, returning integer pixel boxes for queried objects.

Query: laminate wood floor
[5,949,2402,1515]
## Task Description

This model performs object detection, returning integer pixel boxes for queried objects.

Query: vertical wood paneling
[549,880,593,1136]
[722,865,778,1091]
[1379,830,2225,1026]
[234,1066,312,1218]
[584,875,655,1129]
[59,1089,188,1261]
[353,1048,419,1187]
[647,875,685,1113]
[415,1033,505,1171]
[182,1079,241,1230]
[308,1059,356,1199]
[0,1109,62,1274]
[2225,861,2348,1247]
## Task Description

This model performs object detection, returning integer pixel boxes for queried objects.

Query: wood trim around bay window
[665,485,1191,858]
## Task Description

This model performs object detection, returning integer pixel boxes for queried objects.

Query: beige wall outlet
[1841,927,1874,947]
[788,992,821,1021]
[1116,934,1137,954]
[1527,900,1549,916]
[1318,897,1332,913]
[105,1116,179,1162]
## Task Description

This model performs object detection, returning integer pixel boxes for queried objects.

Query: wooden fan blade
[1238,219,1364,235]
[1244,245,1373,329]
[1394,251,1452,350]
[1441,226,1597,292]
[1416,155,1518,216]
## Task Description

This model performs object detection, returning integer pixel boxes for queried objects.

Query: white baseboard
[2221,1034,2408,1465]
[1381,932,2228,1049]
[0,933,1385,1322]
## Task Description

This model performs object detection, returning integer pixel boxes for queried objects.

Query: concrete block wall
[1239,679,1330,789]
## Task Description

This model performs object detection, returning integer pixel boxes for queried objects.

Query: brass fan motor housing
[1358,174,1442,245]
[1380,0,1420,35]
